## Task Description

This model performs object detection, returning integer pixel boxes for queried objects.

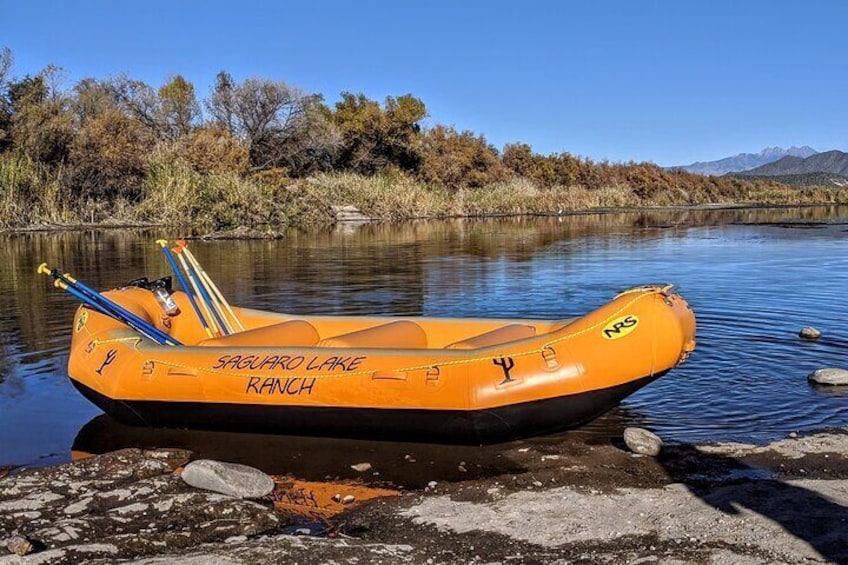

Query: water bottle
[153,284,181,317]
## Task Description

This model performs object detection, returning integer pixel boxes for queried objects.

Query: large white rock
[808,368,848,386]
[623,427,663,456]
[181,460,274,499]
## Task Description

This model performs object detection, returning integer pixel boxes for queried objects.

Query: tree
[502,143,535,177]
[158,75,199,139]
[0,47,11,87]
[68,107,152,201]
[419,125,507,189]
[108,75,162,136]
[0,47,14,151]
[502,144,581,188]
[9,66,74,164]
[206,73,318,171]
[71,78,127,128]
[170,125,250,175]
[260,94,340,176]
[206,71,236,134]
[108,75,199,140]
[332,92,427,174]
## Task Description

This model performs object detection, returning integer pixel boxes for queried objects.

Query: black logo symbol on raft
[493,357,516,385]
[602,315,639,339]
[96,349,118,376]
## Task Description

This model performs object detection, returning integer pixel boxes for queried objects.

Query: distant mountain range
[674,146,818,176]
[732,150,848,187]
[738,150,848,177]
[731,171,848,188]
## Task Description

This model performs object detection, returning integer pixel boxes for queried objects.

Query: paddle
[37,264,181,346]
[156,239,214,339]
[172,248,223,337]
[175,240,245,332]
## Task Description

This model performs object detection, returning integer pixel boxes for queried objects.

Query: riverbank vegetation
[1,47,845,231]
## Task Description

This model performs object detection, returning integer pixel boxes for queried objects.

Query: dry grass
[2,157,847,232]
[136,159,288,230]
[0,153,74,227]
[301,171,456,220]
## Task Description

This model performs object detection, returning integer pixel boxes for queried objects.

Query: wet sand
[2,428,847,564]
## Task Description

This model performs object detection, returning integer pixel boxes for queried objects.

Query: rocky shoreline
[2,428,847,564]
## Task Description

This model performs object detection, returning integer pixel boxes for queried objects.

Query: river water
[1,207,846,476]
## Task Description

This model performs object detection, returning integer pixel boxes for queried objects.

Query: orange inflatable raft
[68,283,696,444]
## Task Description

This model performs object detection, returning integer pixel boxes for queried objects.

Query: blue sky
[2,0,846,165]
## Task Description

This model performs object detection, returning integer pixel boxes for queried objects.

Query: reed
[136,159,283,229]
[0,153,74,227]
[135,159,203,225]
[4,154,847,233]
[301,171,456,220]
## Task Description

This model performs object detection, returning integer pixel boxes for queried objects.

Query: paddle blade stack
[161,239,244,337]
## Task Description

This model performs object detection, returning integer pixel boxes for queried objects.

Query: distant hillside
[740,150,848,177]
[673,146,817,176]
[732,171,848,187]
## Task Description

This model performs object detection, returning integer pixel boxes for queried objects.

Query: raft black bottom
[70,372,666,445]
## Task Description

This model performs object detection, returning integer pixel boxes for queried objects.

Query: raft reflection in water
[72,405,655,490]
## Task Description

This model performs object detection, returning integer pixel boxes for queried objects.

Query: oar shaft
[177,250,230,335]
[196,266,236,334]
[156,240,213,338]
[59,283,110,317]
[183,247,245,332]
[48,271,180,346]
[58,272,178,345]
[176,252,222,337]
[55,280,171,345]
[59,269,174,341]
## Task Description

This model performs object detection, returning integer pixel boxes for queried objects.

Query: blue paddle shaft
[160,246,210,333]
[58,274,180,346]
[61,282,177,345]
[183,259,229,335]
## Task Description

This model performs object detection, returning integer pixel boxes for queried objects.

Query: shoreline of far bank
[3,200,847,239]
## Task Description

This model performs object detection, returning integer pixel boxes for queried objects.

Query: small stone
[6,536,34,556]
[458,463,467,473]
[294,527,312,535]
[351,462,372,472]
[342,494,355,504]
[799,327,821,341]
[789,432,798,438]
[808,368,848,386]
[332,493,342,503]
[532,481,543,487]
[427,481,438,490]
[181,460,274,499]
[623,427,663,456]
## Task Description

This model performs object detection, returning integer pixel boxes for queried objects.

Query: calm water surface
[1,207,846,474]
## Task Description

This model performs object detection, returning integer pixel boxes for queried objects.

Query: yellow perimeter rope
[112,287,668,382]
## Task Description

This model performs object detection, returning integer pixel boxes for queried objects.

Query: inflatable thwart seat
[198,318,539,350]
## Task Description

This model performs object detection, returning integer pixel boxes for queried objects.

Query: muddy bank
[4,202,846,239]
[2,429,847,564]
